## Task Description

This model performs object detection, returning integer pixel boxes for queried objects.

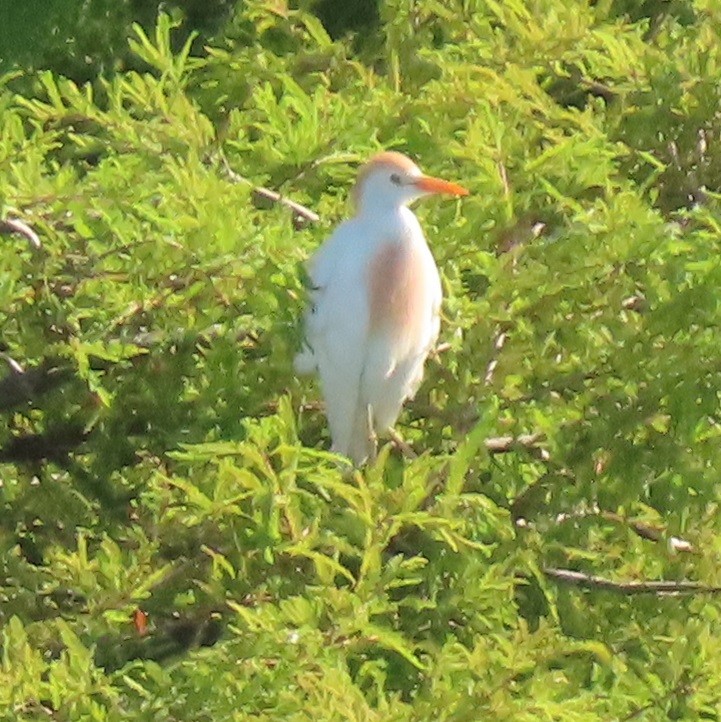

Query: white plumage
[295,151,468,464]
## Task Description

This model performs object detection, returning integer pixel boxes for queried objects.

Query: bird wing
[302,221,374,461]
[294,221,352,374]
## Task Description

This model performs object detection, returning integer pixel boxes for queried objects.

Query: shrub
[2,2,721,720]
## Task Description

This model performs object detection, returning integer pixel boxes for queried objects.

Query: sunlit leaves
[2,1,721,721]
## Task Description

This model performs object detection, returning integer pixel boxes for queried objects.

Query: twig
[543,567,721,596]
[485,433,547,457]
[219,156,320,225]
[0,217,42,250]
[526,490,694,553]
[611,511,693,552]
[251,186,320,226]
[388,428,418,460]
[622,293,647,313]
[484,330,508,386]
[2,354,24,375]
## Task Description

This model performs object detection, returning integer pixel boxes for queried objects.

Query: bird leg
[367,404,378,464]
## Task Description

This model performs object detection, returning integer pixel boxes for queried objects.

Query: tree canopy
[2,1,721,719]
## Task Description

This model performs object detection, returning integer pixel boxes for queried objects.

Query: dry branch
[388,428,418,460]
[0,217,42,249]
[543,567,721,596]
[484,330,508,386]
[485,433,547,456]
[251,186,320,225]
[532,497,694,552]
[219,155,320,225]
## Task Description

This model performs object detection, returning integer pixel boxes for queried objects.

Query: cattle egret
[295,151,468,465]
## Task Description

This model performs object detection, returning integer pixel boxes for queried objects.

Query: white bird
[295,151,469,465]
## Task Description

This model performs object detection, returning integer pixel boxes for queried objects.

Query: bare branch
[388,428,418,460]
[219,156,320,226]
[543,567,721,596]
[2,354,24,375]
[484,330,508,386]
[0,217,42,250]
[485,433,547,458]
[528,493,694,553]
[621,293,647,313]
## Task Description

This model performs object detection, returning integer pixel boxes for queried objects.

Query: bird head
[353,151,469,214]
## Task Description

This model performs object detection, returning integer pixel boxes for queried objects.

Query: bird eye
[390,173,402,186]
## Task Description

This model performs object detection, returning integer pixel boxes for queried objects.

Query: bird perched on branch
[295,151,468,465]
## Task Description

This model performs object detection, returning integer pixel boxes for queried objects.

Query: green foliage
[0,0,235,83]
[3,1,721,720]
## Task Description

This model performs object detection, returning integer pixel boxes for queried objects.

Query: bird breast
[367,236,434,351]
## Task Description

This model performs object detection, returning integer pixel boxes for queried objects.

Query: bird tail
[327,390,376,466]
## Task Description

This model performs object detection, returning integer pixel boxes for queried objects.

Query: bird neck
[356,203,414,229]
[350,206,425,255]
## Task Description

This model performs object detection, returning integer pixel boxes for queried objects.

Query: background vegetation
[2,0,721,719]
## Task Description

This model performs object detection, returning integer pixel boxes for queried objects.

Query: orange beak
[413,175,469,196]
